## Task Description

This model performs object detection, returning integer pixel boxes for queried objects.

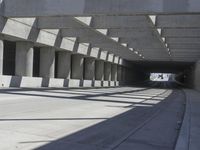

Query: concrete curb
[175,90,191,150]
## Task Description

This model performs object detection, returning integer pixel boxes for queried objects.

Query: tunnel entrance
[150,73,174,82]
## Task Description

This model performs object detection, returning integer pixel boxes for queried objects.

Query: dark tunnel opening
[129,61,195,89]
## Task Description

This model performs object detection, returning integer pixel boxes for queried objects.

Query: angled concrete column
[111,64,118,81]
[95,60,104,80]
[40,47,55,78]
[104,62,112,81]
[15,42,34,77]
[117,65,122,81]
[0,39,3,75]
[71,54,84,80]
[84,57,95,80]
[57,51,71,79]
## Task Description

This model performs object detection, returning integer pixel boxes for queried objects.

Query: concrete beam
[166,38,200,43]
[61,28,96,38]
[3,0,200,17]
[91,16,150,28]
[162,29,200,37]
[168,44,200,49]
[128,42,164,49]
[108,29,155,38]
[38,16,140,62]
[157,15,200,28]
[62,29,140,61]
[171,49,200,52]
[38,17,83,29]
[0,17,140,62]
[120,37,159,44]
[15,42,34,77]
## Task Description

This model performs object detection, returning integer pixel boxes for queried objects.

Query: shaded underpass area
[0,85,187,150]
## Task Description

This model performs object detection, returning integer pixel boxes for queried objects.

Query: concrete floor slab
[0,87,185,150]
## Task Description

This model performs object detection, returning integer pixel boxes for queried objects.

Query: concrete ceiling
[1,0,200,64]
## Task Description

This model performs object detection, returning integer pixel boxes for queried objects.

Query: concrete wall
[193,61,200,90]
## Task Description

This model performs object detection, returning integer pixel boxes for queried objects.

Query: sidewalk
[175,89,200,150]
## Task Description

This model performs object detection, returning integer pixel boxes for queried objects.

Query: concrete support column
[104,62,111,81]
[71,54,84,80]
[40,47,55,78]
[0,39,3,75]
[95,60,104,81]
[15,42,34,77]
[194,60,200,90]
[117,65,122,81]
[57,51,71,79]
[84,57,95,80]
[111,64,118,81]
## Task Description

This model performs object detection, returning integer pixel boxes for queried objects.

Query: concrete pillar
[15,42,34,77]
[40,47,55,78]
[104,62,111,81]
[111,64,118,81]
[117,65,122,81]
[57,51,71,79]
[71,54,84,80]
[194,60,200,91]
[95,60,104,81]
[0,39,3,75]
[84,57,95,80]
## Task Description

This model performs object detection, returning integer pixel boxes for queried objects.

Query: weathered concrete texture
[57,51,71,79]
[193,60,200,91]
[15,42,34,77]
[84,57,95,80]
[0,39,3,75]
[111,64,118,81]
[95,60,104,81]
[104,62,112,81]
[71,54,84,80]
[40,47,55,78]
